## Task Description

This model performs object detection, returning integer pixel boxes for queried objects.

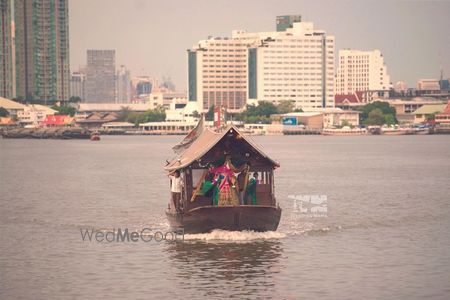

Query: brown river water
[1,135,449,299]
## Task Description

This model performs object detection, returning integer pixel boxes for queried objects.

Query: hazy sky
[69,0,450,91]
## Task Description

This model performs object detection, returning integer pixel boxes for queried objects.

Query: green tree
[425,112,441,122]
[205,105,215,121]
[117,106,132,121]
[384,114,396,125]
[126,106,166,126]
[357,101,397,124]
[68,96,82,103]
[51,105,76,116]
[364,108,385,125]
[0,107,10,117]
[276,100,295,114]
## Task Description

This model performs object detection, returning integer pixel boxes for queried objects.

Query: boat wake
[183,229,286,242]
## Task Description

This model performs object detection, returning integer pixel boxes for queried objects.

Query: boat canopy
[165,125,279,172]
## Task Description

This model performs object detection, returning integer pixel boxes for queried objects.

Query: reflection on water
[165,239,283,298]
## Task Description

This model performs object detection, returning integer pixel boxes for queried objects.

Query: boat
[322,126,367,136]
[164,118,282,234]
[90,132,100,141]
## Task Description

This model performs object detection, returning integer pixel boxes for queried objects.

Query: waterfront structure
[77,102,153,114]
[335,49,391,99]
[70,71,85,101]
[84,50,116,103]
[42,114,74,127]
[188,18,335,112]
[412,103,446,123]
[14,0,70,102]
[322,108,360,128]
[165,100,200,123]
[75,112,117,128]
[0,96,26,117]
[334,92,365,110]
[0,0,13,98]
[279,112,324,130]
[116,65,131,103]
[435,101,450,125]
[0,116,15,128]
[139,121,197,134]
[17,104,57,126]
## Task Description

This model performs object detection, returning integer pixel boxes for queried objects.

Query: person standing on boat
[168,170,183,212]
[245,172,259,205]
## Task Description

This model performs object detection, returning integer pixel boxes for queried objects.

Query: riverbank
[1,127,91,139]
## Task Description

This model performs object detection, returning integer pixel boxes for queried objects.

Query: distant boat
[165,119,281,234]
[322,127,367,136]
[90,132,100,141]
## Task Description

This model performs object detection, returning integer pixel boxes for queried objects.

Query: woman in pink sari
[209,157,240,206]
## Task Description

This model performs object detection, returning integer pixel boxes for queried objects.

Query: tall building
[242,22,335,111]
[14,0,70,102]
[188,38,249,112]
[84,50,116,103]
[335,49,391,96]
[116,65,131,103]
[188,18,335,112]
[0,0,13,98]
[69,71,85,101]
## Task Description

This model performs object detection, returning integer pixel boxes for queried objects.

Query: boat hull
[166,205,282,234]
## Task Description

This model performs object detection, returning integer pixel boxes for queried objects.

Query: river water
[1,135,449,299]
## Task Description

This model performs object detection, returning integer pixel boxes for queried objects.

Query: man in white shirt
[168,170,183,212]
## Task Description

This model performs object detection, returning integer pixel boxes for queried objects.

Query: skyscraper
[84,50,116,103]
[14,0,70,103]
[116,65,131,103]
[0,0,13,98]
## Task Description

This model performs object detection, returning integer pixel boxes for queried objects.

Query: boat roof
[165,125,279,171]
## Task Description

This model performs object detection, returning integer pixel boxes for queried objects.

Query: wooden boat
[165,119,282,234]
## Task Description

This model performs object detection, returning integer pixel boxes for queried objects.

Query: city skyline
[69,0,450,91]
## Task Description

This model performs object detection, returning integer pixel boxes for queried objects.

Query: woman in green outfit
[245,172,259,205]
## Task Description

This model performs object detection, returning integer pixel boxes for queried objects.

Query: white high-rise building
[188,17,335,112]
[188,38,249,112]
[336,49,391,96]
[236,22,335,111]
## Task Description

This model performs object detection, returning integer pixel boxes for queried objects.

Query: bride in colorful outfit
[209,155,246,206]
